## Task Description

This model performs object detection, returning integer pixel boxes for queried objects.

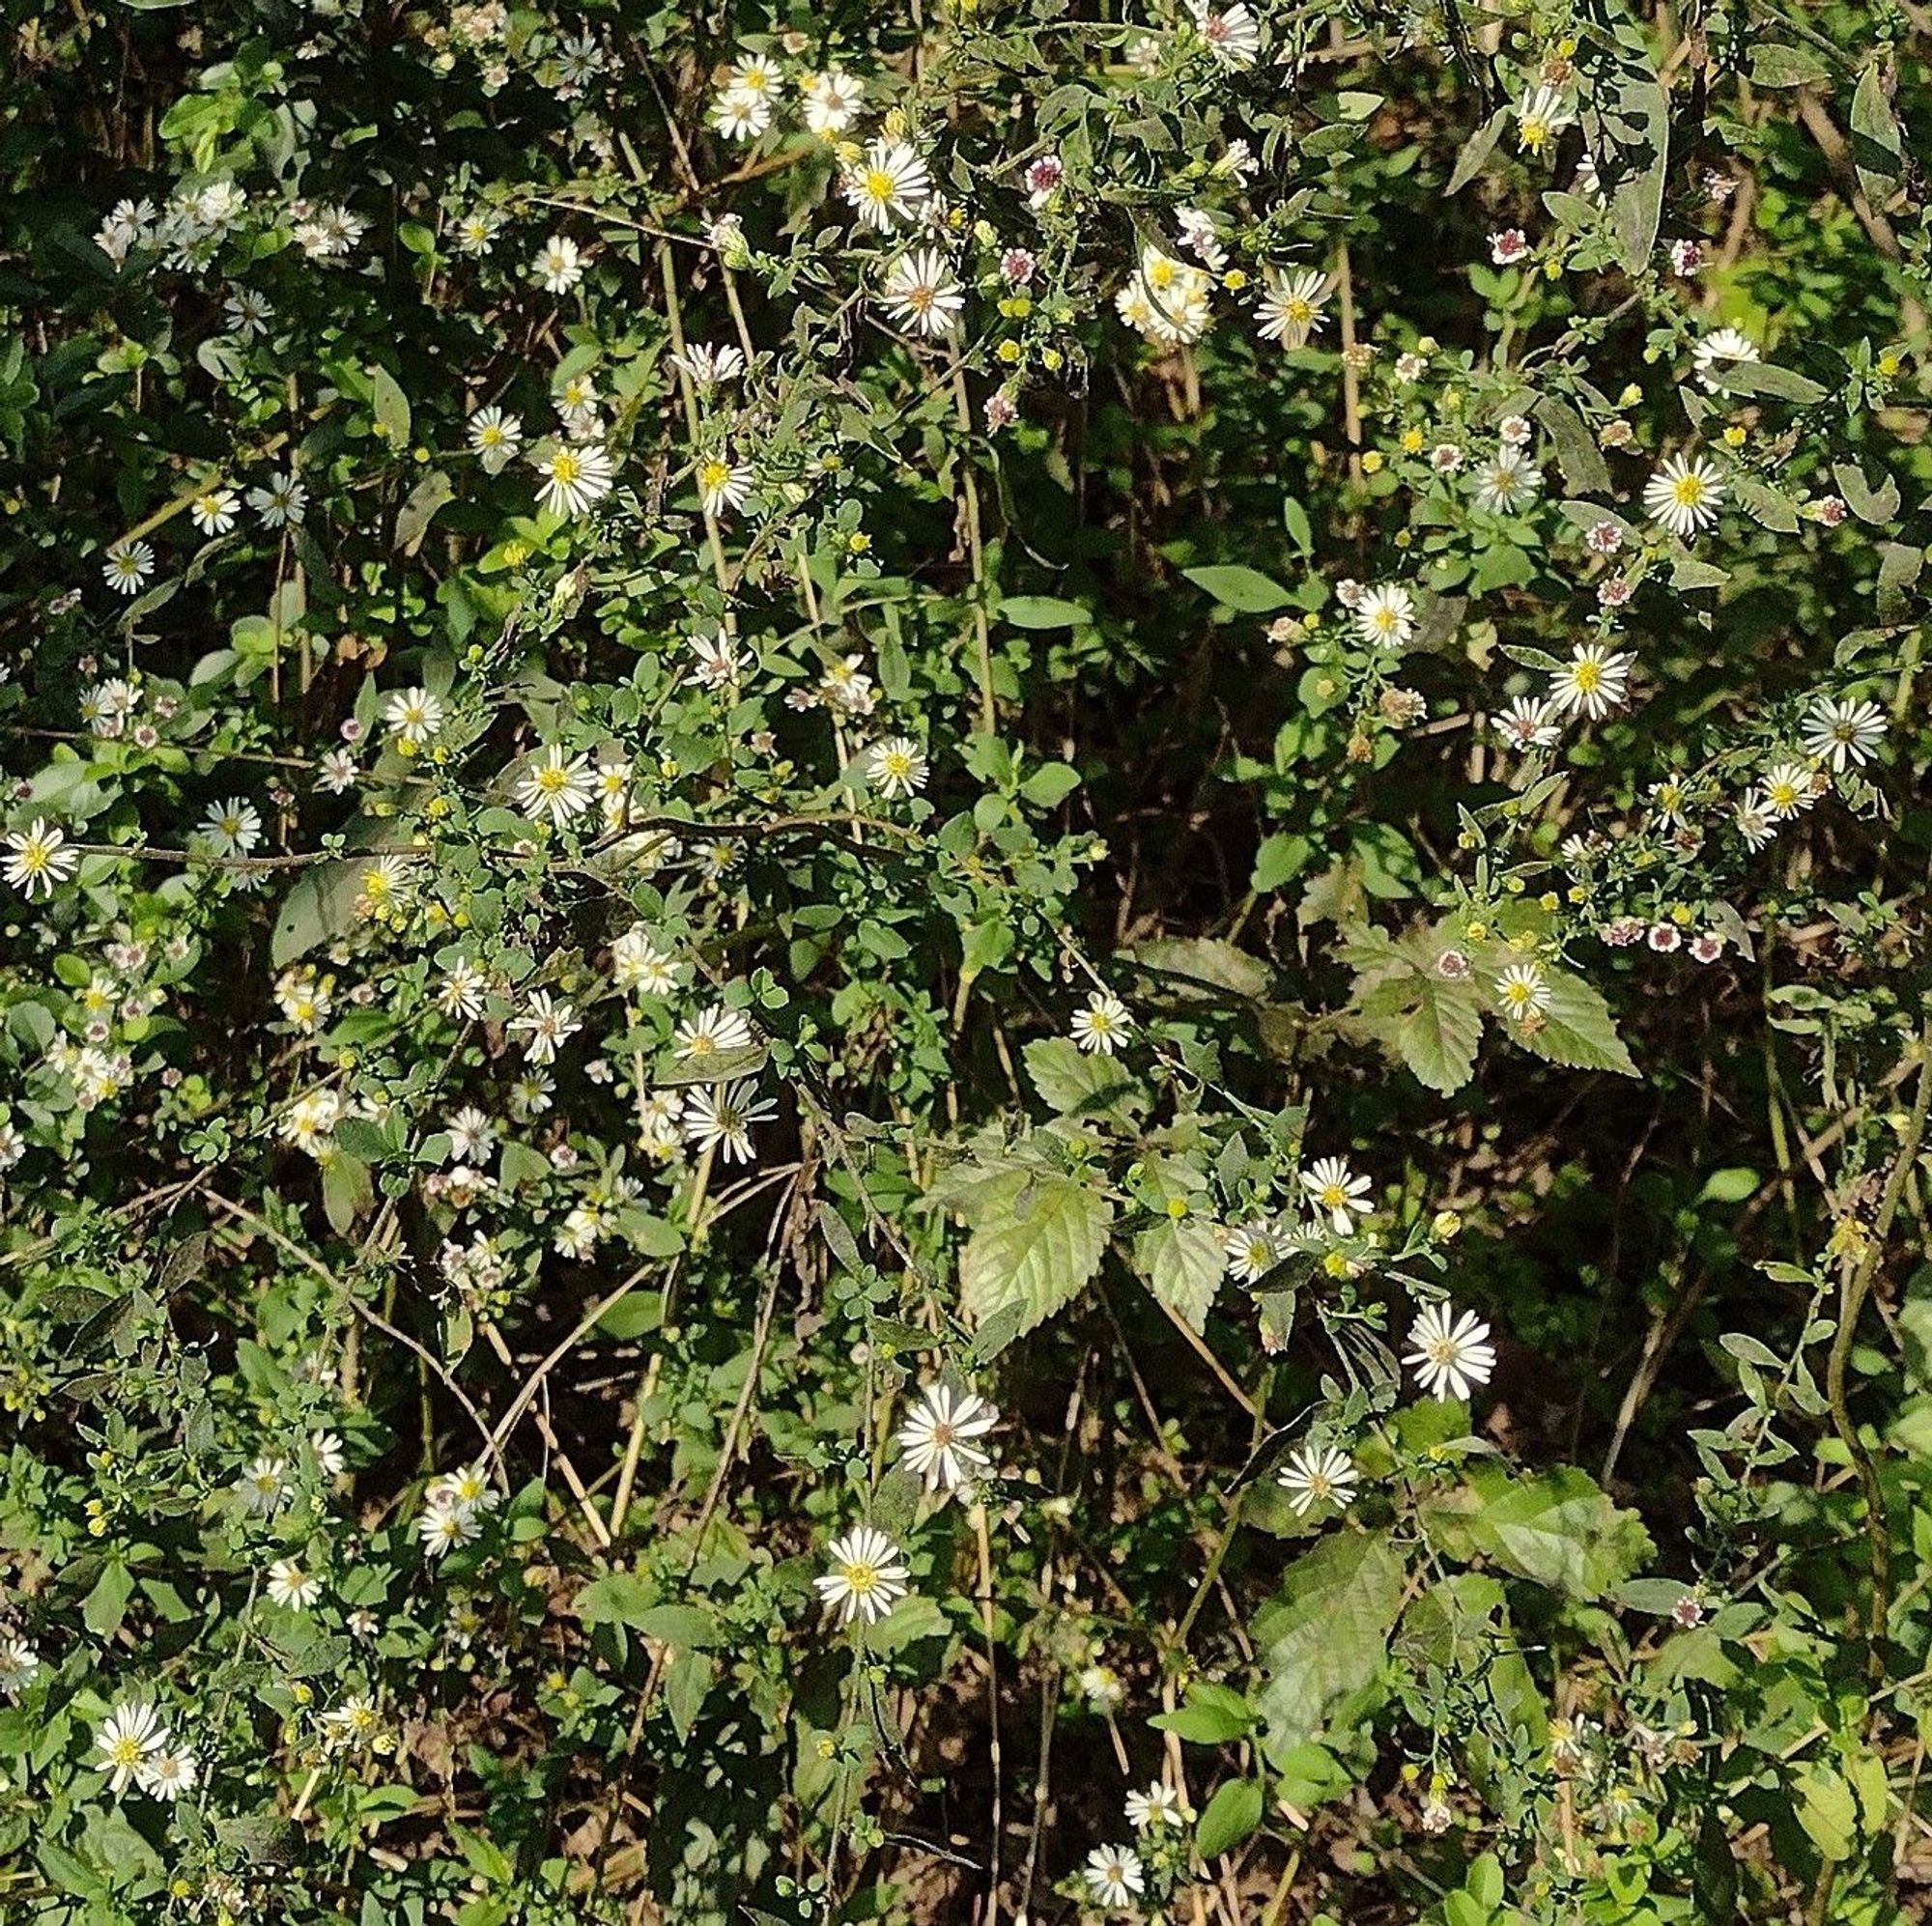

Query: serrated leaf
[1132,1217,1224,1331]
[1423,1464,1654,1600]
[1511,969,1636,1077]
[1022,1037,1134,1117]
[958,1172,1113,1339]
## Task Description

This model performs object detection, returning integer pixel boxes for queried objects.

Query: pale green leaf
[958,1172,1113,1339]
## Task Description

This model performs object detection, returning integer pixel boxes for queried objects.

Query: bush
[1,2,1928,1921]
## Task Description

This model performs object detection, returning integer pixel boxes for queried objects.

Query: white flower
[842,139,933,232]
[384,686,445,745]
[235,1455,289,1515]
[0,1635,42,1697]
[1515,84,1574,153]
[94,1703,169,1794]
[1644,452,1725,539]
[4,819,80,899]
[1692,326,1759,391]
[509,989,581,1064]
[1493,696,1561,750]
[439,959,491,1020]
[868,736,929,800]
[1406,1302,1498,1402]
[688,629,745,689]
[1224,1222,1278,1282]
[1277,1442,1360,1515]
[1257,268,1330,349]
[675,1004,754,1062]
[189,486,240,535]
[418,1503,482,1557]
[895,1383,999,1492]
[1495,962,1551,1023]
[1124,1781,1188,1830]
[445,1105,497,1162]
[101,538,155,595]
[1118,245,1211,344]
[681,1079,778,1163]
[1195,1,1262,69]
[322,1694,381,1748]
[532,440,615,517]
[1083,1844,1146,1909]
[1802,695,1887,772]
[515,747,598,825]
[1472,448,1542,515]
[1300,1156,1371,1232]
[247,472,307,527]
[613,927,680,995]
[814,1525,910,1626]
[136,1745,199,1800]
[800,69,865,136]
[267,1556,323,1610]
[311,1430,348,1476]
[1353,582,1415,649]
[1070,991,1133,1055]
[669,343,748,389]
[223,287,274,336]
[532,235,584,293]
[1760,759,1820,819]
[1549,641,1634,720]
[710,87,772,142]
[880,249,965,337]
[199,796,263,858]
[695,454,753,518]
[468,406,524,473]
[454,208,502,255]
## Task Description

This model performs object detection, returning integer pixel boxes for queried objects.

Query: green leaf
[999,595,1090,629]
[1714,361,1829,407]
[1583,48,1669,272]
[395,469,455,553]
[1183,564,1293,613]
[1795,1764,1858,1861]
[1850,62,1903,208]
[83,1557,136,1638]
[1445,107,1509,195]
[574,1572,657,1628]
[369,364,412,445]
[1511,969,1636,1078]
[1132,1217,1224,1331]
[1194,1778,1264,1859]
[957,1171,1113,1339]
[1423,1464,1654,1600]
[1022,1037,1134,1118]
[1748,43,1834,88]
[1253,1531,1406,1758]
[1151,1679,1255,1743]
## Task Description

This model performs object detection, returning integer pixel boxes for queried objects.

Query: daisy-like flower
[247,472,307,527]
[1472,448,1543,515]
[1549,641,1634,721]
[675,1004,755,1062]
[895,1383,999,1491]
[1276,1441,1360,1516]
[1224,1222,1278,1282]
[94,1703,169,1794]
[1257,269,1330,349]
[1195,0,1262,69]
[515,747,597,826]
[468,406,524,474]
[381,686,442,747]
[509,989,582,1064]
[1125,1781,1189,1830]
[1495,962,1551,1023]
[200,797,263,859]
[311,1430,348,1476]
[445,1105,497,1163]
[532,235,584,294]
[814,1525,911,1626]
[266,1557,323,1610]
[1691,326,1760,392]
[419,1503,482,1557]
[868,736,929,800]
[689,629,745,689]
[1802,695,1887,772]
[322,1694,381,1747]
[1083,1844,1146,1910]
[234,1455,289,1515]
[532,440,615,517]
[681,1078,778,1163]
[223,287,275,337]
[189,486,240,536]
[695,454,754,518]
[136,1748,201,1802]
[1119,245,1212,345]
[1759,759,1820,819]
[454,208,503,255]
[1736,793,1777,850]
[710,87,773,142]
[800,69,865,136]
[4,819,80,899]
[880,249,965,337]
[1515,84,1575,153]
[1070,991,1133,1055]
[842,139,933,232]
[612,927,680,995]
[669,343,748,389]
[1644,452,1725,540]
[1301,1156,1372,1232]
[1353,582,1415,649]
[1492,696,1561,751]
[101,537,156,595]
[1405,1302,1498,1402]
[439,958,491,1020]
[0,1635,42,1697]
